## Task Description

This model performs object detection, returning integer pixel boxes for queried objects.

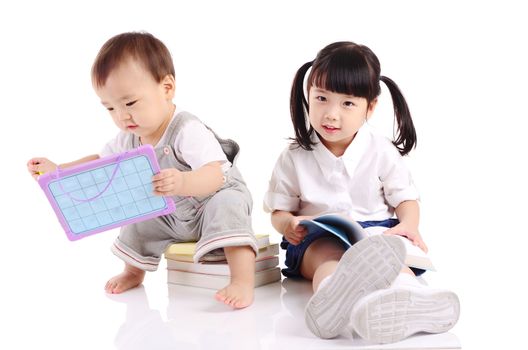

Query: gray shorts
[111,179,257,271]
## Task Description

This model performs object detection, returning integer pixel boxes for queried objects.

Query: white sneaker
[304,235,406,339]
[351,286,460,344]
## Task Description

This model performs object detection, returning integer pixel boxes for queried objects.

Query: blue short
[280,218,425,278]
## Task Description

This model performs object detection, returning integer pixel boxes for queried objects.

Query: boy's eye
[107,107,114,111]
[344,101,355,107]
[126,100,137,107]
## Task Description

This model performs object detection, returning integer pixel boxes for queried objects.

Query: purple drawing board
[38,145,175,241]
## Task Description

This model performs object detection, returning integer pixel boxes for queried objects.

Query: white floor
[2,243,460,350]
[114,274,460,350]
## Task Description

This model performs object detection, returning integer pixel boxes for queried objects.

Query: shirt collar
[311,125,371,180]
[342,124,371,177]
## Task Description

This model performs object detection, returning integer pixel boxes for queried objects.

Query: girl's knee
[300,238,346,278]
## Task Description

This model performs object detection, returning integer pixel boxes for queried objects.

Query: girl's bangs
[310,51,372,98]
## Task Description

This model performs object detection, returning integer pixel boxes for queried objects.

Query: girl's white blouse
[263,125,419,221]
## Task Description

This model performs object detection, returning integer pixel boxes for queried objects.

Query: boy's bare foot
[215,280,254,309]
[105,265,145,294]
[217,245,256,308]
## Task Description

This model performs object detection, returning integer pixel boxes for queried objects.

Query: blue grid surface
[47,155,166,235]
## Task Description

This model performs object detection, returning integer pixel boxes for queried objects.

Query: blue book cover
[300,214,366,247]
[299,214,435,271]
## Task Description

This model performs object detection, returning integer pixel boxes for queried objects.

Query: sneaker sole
[304,234,405,339]
[352,287,460,344]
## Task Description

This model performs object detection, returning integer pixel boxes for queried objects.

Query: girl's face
[94,58,175,145]
[308,86,376,156]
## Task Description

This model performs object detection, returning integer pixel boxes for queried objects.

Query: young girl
[264,42,460,343]
[27,32,258,309]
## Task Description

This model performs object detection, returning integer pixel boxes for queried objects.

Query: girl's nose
[324,109,338,121]
[323,104,340,121]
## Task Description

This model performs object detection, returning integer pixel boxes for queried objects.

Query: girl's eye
[107,107,114,111]
[344,101,355,107]
[126,100,137,107]
[316,96,326,102]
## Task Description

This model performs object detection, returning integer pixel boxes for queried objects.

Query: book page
[364,226,435,271]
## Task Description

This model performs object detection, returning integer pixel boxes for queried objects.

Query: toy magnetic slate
[38,145,175,241]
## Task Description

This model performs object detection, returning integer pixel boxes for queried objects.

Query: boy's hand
[383,224,428,253]
[152,168,185,196]
[283,216,312,245]
[27,158,57,179]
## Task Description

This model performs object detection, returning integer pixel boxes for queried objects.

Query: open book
[300,214,435,271]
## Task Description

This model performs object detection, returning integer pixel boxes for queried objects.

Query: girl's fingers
[419,240,428,253]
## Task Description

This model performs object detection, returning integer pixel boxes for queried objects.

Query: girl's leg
[304,235,406,339]
[299,237,346,292]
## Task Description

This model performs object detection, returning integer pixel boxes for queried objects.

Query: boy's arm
[152,161,225,197]
[59,154,101,169]
[27,154,100,179]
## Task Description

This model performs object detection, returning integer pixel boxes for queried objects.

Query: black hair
[290,41,416,156]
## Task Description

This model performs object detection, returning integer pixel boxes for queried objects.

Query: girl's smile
[322,124,340,134]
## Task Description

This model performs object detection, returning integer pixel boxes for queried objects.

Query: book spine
[167,267,282,289]
[167,256,279,275]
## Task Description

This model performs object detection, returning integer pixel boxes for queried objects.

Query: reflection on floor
[109,276,460,350]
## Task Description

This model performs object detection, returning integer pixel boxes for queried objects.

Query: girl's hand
[27,158,57,179]
[383,223,428,253]
[152,168,185,196]
[283,216,313,245]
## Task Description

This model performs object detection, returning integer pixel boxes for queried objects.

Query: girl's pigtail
[290,61,314,150]
[380,76,417,156]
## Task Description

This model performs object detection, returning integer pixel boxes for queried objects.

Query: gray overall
[111,111,257,271]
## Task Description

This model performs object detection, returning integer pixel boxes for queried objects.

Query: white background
[1,1,527,349]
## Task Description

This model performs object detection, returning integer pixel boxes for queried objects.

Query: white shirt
[100,108,230,172]
[263,125,419,221]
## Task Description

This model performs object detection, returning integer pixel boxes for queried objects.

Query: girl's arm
[384,200,428,252]
[271,210,313,245]
[152,161,225,197]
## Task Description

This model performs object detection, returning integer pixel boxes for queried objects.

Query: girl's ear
[161,74,176,99]
[366,98,378,119]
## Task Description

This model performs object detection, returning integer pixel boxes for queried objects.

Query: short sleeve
[379,142,420,208]
[174,120,229,170]
[99,132,128,157]
[263,148,301,213]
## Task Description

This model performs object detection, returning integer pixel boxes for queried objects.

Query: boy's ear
[366,98,378,119]
[161,74,176,99]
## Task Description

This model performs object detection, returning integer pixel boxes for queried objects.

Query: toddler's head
[92,31,174,88]
[91,32,176,144]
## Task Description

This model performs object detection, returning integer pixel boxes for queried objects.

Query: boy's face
[94,58,175,144]
[308,86,376,156]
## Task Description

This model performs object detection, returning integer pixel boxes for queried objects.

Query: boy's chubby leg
[105,263,146,294]
[215,245,256,309]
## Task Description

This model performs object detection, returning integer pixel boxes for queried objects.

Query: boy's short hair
[92,32,175,87]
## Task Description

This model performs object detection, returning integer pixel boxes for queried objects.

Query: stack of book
[164,234,281,289]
